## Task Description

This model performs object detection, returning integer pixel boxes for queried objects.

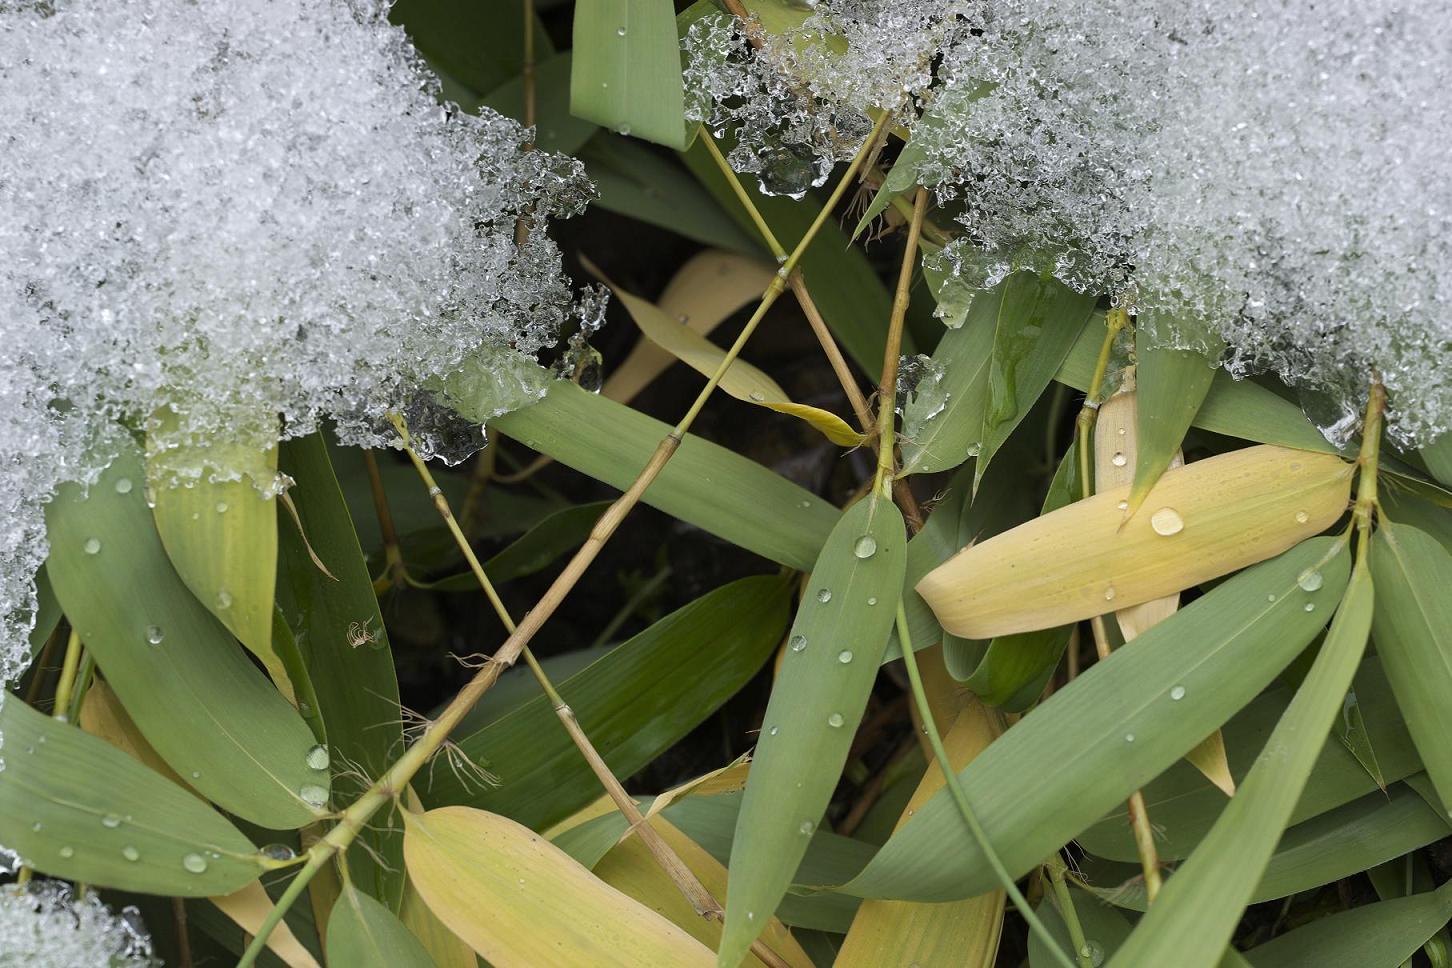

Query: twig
[873,187,929,497]
[362,450,407,592]
[1046,854,1095,968]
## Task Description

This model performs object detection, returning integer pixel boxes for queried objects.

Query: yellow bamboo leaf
[594,816,814,968]
[584,257,864,447]
[77,680,187,790]
[641,755,751,823]
[836,696,1006,967]
[919,444,1353,638]
[603,250,777,405]
[1095,388,1235,797]
[542,792,616,841]
[402,805,715,968]
[210,880,320,968]
[400,877,478,968]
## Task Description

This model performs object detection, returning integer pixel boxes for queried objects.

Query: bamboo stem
[1046,854,1095,968]
[873,187,928,496]
[51,629,82,723]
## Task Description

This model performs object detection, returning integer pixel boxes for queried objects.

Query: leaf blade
[570,0,688,149]
[326,885,434,968]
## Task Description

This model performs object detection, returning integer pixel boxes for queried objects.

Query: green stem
[51,629,83,723]
[1046,854,1095,968]
[873,186,928,496]
[701,129,786,260]
[894,604,1077,968]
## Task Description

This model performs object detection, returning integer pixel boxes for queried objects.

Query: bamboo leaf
[0,695,263,896]
[403,805,715,967]
[975,272,1099,489]
[1368,519,1452,813]
[570,0,688,149]
[585,257,862,445]
[77,680,188,789]
[1129,318,1224,514]
[482,52,597,155]
[1420,434,1452,489]
[720,495,906,965]
[45,441,325,829]
[431,575,792,830]
[389,0,552,101]
[921,446,1354,639]
[841,537,1351,902]
[422,500,612,591]
[326,885,434,968]
[399,874,477,968]
[1108,554,1373,968]
[1334,684,1387,791]
[1031,889,1132,968]
[209,881,321,968]
[277,434,405,904]
[898,280,996,476]
[1245,882,1452,968]
[487,383,838,571]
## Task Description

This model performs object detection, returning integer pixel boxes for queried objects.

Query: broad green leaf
[1109,555,1373,968]
[681,136,904,380]
[720,496,907,966]
[584,133,759,254]
[853,136,928,240]
[842,538,1350,902]
[585,257,862,445]
[1421,434,1452,489]
[326,885,434,968]
[403,806,715,966]
[1056,325,1333,453]
[1129,319,1224,514]
[1369,519,1452,814]
[1031,889,1131,968]
[390,0,552,102]
[1245,882,1452,968]
[431,575,792,829]
[1079,654,1422,862]
[0,695,263,896]
[277,434,405,904]
[482,53,598,155]
[1335,683,1386,791]
[975,272,1098,489]
[571,0,688,149]
[423,500,613,591]
[45,442,325,829]
[487,383,837,571]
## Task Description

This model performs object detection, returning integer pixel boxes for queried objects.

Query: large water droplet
[306,744,330,771]
[260,843,296,863]
[122,846,140,862]
[789,634,807,653]
[853,535,878,559]
[100,813,122,829]
[1081,939,1106,967]
[299,784,328,809]
[837,650,854,664]
[816,588,832,604]
[145,625,164,646]
[83,537,102,555]
[866,596,878,606]
[113,477,133,494]
[182,853,208,873]
[827,712,845,728]
[1150,507,1184,536]
[1169,685,1186,701]
[1297,569,1324,592]
[1111,452,1128,467]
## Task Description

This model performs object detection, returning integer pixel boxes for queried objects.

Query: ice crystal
[0,882,156,968]
[0,0,593,681]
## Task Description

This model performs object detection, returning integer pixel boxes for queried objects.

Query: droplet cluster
[0,881,156,967]
[0,0,595,683]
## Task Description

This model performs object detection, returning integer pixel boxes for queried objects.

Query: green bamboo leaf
[390,0,552,103]
[720,495,907,966]
[0,695,263,896]
[681,136,904,380]
[1245,882,1452,968]
[482,53,598,155]
[1031,889,1132,968]
[423,500,614,591]
[974,273,1098,490]
[1109,554,1373,968]
[1334,683,1387,791]
[1129,319,1223,514]
[486,383,838,571]
[45,441,325,829]
[898,281,996,476]
[28,565,60,661]
[1420,434,1452,489]
[841,537,1350,902]
[1369,519,1452,814]
[277,434,405,906]
[1056,325,1333,453]
[571,0,688,149]
[149,435,288,694]
[326,885,434,968]
[430,575,792,830]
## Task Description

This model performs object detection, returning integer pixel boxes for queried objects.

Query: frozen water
[0,881,156,967]
[0,0,594,683]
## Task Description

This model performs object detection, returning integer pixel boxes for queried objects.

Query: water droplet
[113,477,133,494]
[101,813,122,828]
[1169,685,1186,701]
[866,596,878,606]
[1297,569,1324,592]
[1117,500,1129,511]
[827,712,845,728]
[83,537,101,555]
[215,501,228,513]
[616,123,631,136]
[182,853,208,873]
[215,589,233,609]
[615,25,627,35]
[1103,585,1116,601]
[305,744,330,771]
[1117,427,1127,437]
[1304,603,1316,612]
[1111,452,1128,467]
[746,911,755,922]
[190,770,201,780]
[1124,733,1136,743]
[30,821,41,832]
[748,391,765,402]
[768,726,779,737]
[122,846,140,862]
[299,784,328,809]
[260,843,296,863]
[1081,939,1105,966]
[853,535,878,559]
[1150,507,1184,536]
[59,846,74,859]
[1267,593,1277,602]
[789,634,807,653]
[798,820,815,835]
[816,588,832,604]
[145,625,164,646]
[1295,510,1310,524]
[798,500,811,509]
[837,650,854,664]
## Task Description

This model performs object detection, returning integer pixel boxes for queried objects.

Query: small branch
[873,187,929,497]
[702,130,786,260]
[362,450,407,592]
[1353,379,1385,558]
[51,628,83,723]
[1046,854,1095,968]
